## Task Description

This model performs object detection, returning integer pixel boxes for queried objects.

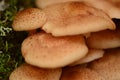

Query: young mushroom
[12,8,46,31]
[21,32,88,68]
[9,63,62,80]
[86,29,120,49]
[70,49,104,66]
[61,66,105,80]
[42,2,115,36]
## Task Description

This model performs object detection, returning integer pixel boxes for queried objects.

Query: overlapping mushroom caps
[70,49,104,66]
[42,2,115,36]
[84,0,120,19]
[86,29,120,49]
[12,8,46,31]
[9,63,62,80]
[61,66,105,80]
[21,32,88,68]
[88,48,120,80]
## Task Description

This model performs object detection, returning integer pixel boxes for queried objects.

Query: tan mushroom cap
[9,63,62,80]
[12,8,46,31]
[86,29,120,49]
[35,0,80,9]
[85,0,120,18]
[61,66,105,80]
[21,32,88,68]
[70,49,104,66]
[88,48,120,80]
[42,2,115,36]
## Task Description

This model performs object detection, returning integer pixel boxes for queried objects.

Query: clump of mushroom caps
[9,0,120,80]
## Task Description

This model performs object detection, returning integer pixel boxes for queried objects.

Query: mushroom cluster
[9,0,120,80]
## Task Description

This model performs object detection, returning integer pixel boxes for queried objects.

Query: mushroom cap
[9,63,62,80]
[12,8,46,31]
[35,0,80,9]
[42,2,115,36]
[88,48,120,80]
[70,49,104,66]
[86,29,120,49]
[85,0,120,18]
[61,66,105,80]
[21,32,88,68]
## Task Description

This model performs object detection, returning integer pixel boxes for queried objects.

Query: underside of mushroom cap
[21,32,88,68]
[42,2,115,36]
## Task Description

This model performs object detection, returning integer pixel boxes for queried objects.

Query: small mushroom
[70,49,104,66]
[9,63,62,80]
[12,8,46,31]
[86,29,120,49]
[21,32,88,68]
[61,66,105,80]
[42,2,115,36]
[88,48,120,80]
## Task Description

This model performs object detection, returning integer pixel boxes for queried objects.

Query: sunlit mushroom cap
[35,0,80,9]
[9,63,62,80]
[42,2,115,36]
[61,66,105,80]
[86,29,120,49]
[85,0,120,18]
[70,49,104,66]
[21,32,88,68]
[88,48,120,80]
[12,8,46,31]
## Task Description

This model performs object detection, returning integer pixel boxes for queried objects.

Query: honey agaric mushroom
[88,48,120,80]
[61,66,105,80]
[42,2,115,36]
[35,0,80,9]
[9,63,62,80]
[86,29,120,49]
[70,49,104,66]
[12,8,46,31]
[85,0,120,18]
[21,32,88,68]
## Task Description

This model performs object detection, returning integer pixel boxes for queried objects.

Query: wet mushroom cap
[61,66,105,80]
[42,2,115,36]
[86,29,120,49]
[9,63,62,80]
[21,32,88,68]
[12,8,46,31]
[70,49,104,66]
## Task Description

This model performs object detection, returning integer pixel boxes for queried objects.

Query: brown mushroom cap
[35,0,80,9]
[86,29,120,49]
[9,63,62,80]
[21,32,88,68]
[61,66,105,80]
[88,48,120,80]
[85,0,120,18]
[70,49,104,66]
[42,2,115,36]
[12,8,46,31]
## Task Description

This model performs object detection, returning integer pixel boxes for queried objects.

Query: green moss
[0,0,34,79]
